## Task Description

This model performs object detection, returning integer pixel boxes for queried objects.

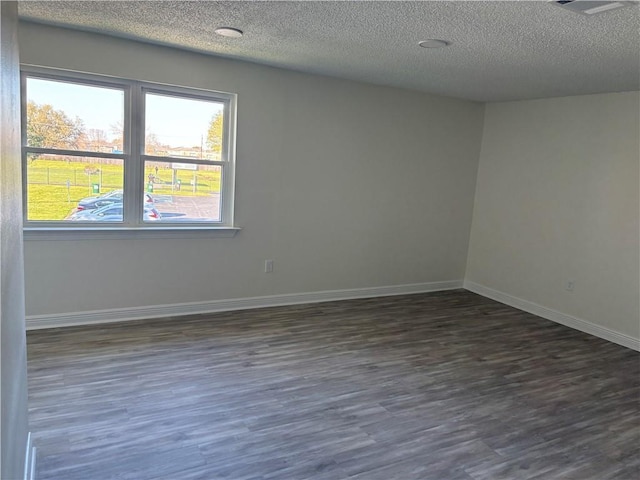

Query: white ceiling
[17,0,640,102]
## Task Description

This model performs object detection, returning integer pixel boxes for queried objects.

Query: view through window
[23,71,235,227]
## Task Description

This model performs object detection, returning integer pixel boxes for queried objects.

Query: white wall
[466,92,640,345]
[1,3,30,479]
[19,23,485,318]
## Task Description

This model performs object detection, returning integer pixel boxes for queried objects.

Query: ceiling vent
[552,0,635,15]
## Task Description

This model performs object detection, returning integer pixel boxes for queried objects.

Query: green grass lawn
[27,159,221,221]
[28,184,96,220]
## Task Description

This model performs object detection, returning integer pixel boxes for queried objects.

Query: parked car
[74,196,121,212]
[73,190,154,213]
[78,189,124,203]
[68,204,161,222]
[96,189,125,199]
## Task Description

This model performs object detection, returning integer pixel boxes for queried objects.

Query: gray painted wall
[467,92,640,341]
[19,23,485,317]
[1,2,29,479]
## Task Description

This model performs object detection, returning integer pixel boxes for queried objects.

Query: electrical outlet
[264,259,274,273]
[565,280,575,292]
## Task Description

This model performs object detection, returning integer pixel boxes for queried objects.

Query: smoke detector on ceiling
[552,0,634,15]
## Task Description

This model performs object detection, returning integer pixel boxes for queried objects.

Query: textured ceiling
[17,0,640,102]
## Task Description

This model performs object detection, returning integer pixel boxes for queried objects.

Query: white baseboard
[464,280,640,351]
[26,280,463,330]
[23,432,36,480]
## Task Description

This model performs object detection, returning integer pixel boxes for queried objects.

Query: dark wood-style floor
[28,290,639,480]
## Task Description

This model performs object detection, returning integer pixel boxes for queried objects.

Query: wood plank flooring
[27,290,639,480]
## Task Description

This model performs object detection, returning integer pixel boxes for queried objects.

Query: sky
[27,77,224,148]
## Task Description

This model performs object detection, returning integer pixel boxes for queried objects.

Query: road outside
[152,193,221,222]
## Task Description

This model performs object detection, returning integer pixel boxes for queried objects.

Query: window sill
[23,226,242,241]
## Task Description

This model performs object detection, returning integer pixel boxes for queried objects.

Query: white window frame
[21,66,239,239]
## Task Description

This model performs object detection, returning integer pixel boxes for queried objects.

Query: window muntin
[21,69,236,229]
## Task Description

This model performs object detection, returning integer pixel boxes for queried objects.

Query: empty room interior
[1,1,639,479]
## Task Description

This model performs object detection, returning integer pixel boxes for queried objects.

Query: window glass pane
[26,77,124,152]
[26,153,124,222]
[145,93,225,160]
[143,161,221,222]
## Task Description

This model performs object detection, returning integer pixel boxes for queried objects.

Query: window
[21,68,236,232]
